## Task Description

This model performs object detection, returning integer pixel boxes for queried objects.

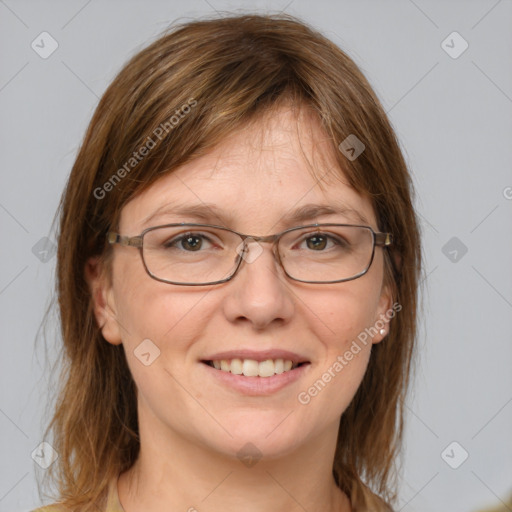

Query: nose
[221,240,295,330]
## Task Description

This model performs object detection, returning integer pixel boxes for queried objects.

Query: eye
[301,233,346,251]
[305,234,328,250]
[164,233,215,251]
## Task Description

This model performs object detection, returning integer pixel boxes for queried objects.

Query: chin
[213,416,309,460]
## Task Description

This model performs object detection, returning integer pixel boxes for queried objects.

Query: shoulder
[30,475,121,512]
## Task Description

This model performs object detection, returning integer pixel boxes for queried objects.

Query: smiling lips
[201,349,310,378]
[205,358,306,377]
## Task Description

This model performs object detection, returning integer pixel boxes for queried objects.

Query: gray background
[1,0,511,511]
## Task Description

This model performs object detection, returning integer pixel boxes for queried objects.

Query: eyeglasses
[107,223,392,286]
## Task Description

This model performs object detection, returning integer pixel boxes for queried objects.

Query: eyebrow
[140,202,370,229]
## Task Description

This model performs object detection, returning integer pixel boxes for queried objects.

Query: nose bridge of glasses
[236,232,280,254]
[239,232,280,244]
[234,233,282,270]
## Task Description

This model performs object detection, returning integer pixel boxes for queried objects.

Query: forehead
[120,105,377,233]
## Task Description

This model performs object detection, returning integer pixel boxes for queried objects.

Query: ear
[371,283,394,345]
[84,256,123,346]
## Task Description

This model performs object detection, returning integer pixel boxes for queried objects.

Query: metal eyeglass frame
[107,222,393,286]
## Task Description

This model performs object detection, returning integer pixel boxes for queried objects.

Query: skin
[86,103,392,512]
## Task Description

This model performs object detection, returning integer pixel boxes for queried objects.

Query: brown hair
[41,13,421,512]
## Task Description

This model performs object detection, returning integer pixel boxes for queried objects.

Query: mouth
[201,358,310,378]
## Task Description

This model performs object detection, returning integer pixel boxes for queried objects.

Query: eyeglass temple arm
[375,232,393,247]
[107,232,143,248]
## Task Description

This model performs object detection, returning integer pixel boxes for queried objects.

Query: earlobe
[372,284,394,345]
[84,256,123,346]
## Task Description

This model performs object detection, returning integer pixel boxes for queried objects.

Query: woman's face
[90,105,392,461]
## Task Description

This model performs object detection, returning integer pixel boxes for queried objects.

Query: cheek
[111,255,212,363]
[308,283,382,351]
[296,281,381,415]
[111,275,213,424]
[297,299,374,422]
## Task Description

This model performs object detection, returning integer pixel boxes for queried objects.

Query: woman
[34,13,421,512]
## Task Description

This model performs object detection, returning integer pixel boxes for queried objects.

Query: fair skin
[86,104,392,512]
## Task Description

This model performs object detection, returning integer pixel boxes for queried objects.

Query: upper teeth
[211,358,297,377]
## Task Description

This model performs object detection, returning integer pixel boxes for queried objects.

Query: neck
[117,406,351,512]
